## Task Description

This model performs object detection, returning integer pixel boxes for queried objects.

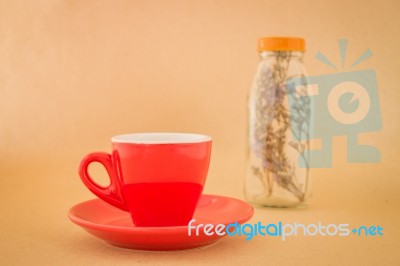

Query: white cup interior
[111,133,212,144]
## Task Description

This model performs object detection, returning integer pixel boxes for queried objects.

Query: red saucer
[68,194,254,251]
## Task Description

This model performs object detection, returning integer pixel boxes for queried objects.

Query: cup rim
[111,133,212,144]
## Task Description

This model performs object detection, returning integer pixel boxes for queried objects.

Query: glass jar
[245,37,312,207]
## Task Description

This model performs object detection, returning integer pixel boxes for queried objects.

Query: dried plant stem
[252,51,310,203]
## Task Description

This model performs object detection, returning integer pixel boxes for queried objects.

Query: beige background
[1,0,399,265]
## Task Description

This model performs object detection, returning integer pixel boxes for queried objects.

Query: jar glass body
[245,51,312,207]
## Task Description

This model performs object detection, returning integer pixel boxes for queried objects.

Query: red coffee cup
[78,133,212,227]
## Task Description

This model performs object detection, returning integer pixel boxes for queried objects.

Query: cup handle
[78,152,128,211]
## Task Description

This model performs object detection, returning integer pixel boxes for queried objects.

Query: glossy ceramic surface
[68,194,254,251]
[78,133,212,226]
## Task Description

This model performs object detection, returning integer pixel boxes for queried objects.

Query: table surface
[1,165,399,266]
